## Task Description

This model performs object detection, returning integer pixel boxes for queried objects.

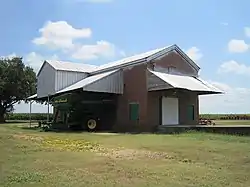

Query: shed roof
[37,60,98,76]
[56,69,122,94]
[149,70,223,94]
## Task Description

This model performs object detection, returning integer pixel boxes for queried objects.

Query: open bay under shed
[31,44,223,132]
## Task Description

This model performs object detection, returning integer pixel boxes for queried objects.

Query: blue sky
[1,0,250,114]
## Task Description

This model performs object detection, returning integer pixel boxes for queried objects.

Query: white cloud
[217,60,250,76]
[244,27,250,38]
[220,22,228,26]
[228,39,249,53]
[33,21,92,50]
[186,47,203,61]
[0,52,58,73]
[119,50,126,57]
[0,53,17,59]
[72,40,119,60]
[24,52,59,73]
[200,81,250,113]
[32,21,123,61]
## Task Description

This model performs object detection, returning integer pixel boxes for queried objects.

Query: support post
[29,101,32,128]
[47,95,50,122]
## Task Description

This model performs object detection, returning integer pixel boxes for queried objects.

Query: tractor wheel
[86,118,98,131]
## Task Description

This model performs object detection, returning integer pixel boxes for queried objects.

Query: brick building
[29,44,222,132]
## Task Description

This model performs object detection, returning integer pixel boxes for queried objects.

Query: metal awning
[26,94,51,101]
[148,70,223,94]
[27,94,37,100]
[56,69,123,94]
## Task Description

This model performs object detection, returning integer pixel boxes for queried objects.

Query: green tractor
[51,92,115,131]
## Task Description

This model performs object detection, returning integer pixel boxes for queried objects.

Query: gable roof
[90,44,200,75]
[37,44,200,77]
[37,60,98,76]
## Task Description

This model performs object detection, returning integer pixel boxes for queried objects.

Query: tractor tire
[86,118,98,132]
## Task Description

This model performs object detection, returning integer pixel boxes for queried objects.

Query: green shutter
[129,103,139,121]
[187,105,195,120]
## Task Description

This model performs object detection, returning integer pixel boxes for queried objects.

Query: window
[167,66,177,73]
[187,105,195,121]
[129,103,139,121]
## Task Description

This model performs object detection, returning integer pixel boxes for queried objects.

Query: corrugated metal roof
[93,46,169,72]
[56,70,122,94]
[46,60,98,73]
[149,70,223,93]
[91,44,200,74]
[38,44,199,76]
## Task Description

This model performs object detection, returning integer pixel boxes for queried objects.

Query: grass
[1,123,250,187]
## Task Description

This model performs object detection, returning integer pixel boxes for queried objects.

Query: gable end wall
[152,52,198,76]
[37,62,56,98]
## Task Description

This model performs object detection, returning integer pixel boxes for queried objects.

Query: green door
[129,103,139,121]
[187,105,195,121]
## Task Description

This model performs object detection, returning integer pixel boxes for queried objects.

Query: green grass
[1,123,250,187]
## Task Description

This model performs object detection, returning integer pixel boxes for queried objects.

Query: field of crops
[5,113,250,121]
[6,113,53,121]
[200,114,250,120]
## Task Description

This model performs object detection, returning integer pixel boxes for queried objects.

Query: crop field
[7,113,250,122]
[200,114,250,120]
[1,123,250,187]
[214,120,250,126]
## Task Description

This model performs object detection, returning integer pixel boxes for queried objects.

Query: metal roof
[47,60,98,73]
[93,46,168,72]
[56,70,121,94]
[91,44,200,74]
[149,70,223,93]
[38,44,200,77]
[37,60,98,76]
[27,94,37,100]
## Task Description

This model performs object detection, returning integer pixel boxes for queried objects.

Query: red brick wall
[115,64,149,132]
[147,90,199,127]
[147,52,199,127]
[114,52,200,132]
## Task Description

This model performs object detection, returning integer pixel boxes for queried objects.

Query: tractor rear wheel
[86,118,98,131]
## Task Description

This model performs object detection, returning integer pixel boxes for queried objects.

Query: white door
[162,97,179,125]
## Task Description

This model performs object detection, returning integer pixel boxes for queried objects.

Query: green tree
[0,57,36,122]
